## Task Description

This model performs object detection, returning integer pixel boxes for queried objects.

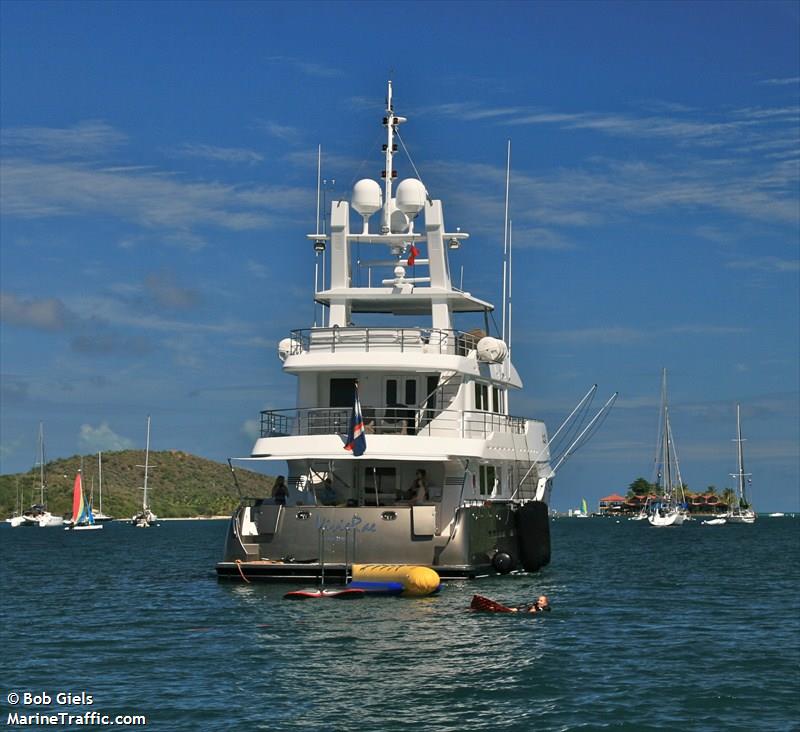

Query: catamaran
[131,416,157,528]
[724,404,756,524]
[20,422,63,528]
[648,369,687,527]
[216,82,615,582]
[64,471,103,531]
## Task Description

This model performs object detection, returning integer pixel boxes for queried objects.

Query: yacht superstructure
[217,83,556,581]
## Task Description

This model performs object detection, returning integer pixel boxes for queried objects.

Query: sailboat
[131,415,157,528]
[648,369,687,527]
[724,404,756,524]
[20,422,63,528]
[91,451,114,523]
[64,471,103,531]
[575,497,590,518]
[5,477,26,527]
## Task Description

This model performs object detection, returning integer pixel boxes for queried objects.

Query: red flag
[407,244,420,267]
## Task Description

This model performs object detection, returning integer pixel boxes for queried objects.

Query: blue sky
[1,0,798,511]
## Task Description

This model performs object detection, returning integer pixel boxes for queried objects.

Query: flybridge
[307,81,480,331]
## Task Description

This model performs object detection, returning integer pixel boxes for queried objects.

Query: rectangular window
[363,467,396,499]
[474,382,489,411]
[492,387,500,413]
[405,379,417,406]
[386,379,398,406]
[479,465,496,496]
[330,378,356,407]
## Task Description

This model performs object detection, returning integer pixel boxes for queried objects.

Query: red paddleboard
[284,588,365,600]
[470,594,515,613]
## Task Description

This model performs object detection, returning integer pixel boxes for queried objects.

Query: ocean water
[1,517,798,731]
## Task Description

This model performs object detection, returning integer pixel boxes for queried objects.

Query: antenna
[313,144,322,327]
[508,218,513,364]
[501,140,511,341]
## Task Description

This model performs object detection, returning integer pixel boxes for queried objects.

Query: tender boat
[217,82,571,582]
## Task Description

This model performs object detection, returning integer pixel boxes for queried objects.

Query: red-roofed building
[599,493,627,515]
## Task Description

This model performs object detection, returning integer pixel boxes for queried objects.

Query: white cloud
[1,121,127,158]
[1,158,310,232]
[265,56,343,78]
[726,257,800,273]
[78,422,135,452]
[241,419,260,441]
[171,143,264,165]
[0,292,71,331]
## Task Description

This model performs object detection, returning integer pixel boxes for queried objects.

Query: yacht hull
[216,500,550,582]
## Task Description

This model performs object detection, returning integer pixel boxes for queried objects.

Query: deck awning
[235,453,452,463]
[314,287,493,315]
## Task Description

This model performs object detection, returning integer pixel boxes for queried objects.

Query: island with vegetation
[0,450,276,520]
[598,477,747,515]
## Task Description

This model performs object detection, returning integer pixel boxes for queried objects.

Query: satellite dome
[351,179,382,216]
[278,337,300,362]
[395,178,427,215]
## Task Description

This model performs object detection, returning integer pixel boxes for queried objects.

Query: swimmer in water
[512,595,551,613]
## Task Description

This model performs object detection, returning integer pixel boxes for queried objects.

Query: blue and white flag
[344,383,367,457]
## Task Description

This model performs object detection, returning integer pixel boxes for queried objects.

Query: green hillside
[0,450,276,520]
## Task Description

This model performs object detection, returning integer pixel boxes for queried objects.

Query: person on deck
[406,469,428,505]
[272,476,288,505]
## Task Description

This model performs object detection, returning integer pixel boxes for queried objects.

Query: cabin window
[363,466,397,504]
[385,377,417,407]
[330,378,356,407]
[386,379,398,406]
[492,387,503,413]
[479,465,496,496]
[474,382,489,411]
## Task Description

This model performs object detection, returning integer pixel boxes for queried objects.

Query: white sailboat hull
[726,512,756,524]
[6,516,26,527]
[25,512,64,527]
[648,509,685,527]
[66,524,104,531]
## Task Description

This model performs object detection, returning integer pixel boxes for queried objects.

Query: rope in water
[234,559,251,584]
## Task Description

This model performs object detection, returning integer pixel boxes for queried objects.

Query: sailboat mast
[736,403,746,504]
[661,370,672,500]
[38,422,45,505]
[142,416,151,511]
[98,451,103,515]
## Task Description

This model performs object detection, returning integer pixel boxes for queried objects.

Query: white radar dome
[351,179,383,216]
[395,178,427,215]
[476,336,508,363]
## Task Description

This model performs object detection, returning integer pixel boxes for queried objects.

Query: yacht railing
[259,406,531,438]
[285,327,482,356]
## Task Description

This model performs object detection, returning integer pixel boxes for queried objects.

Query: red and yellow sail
[71,472,87,524]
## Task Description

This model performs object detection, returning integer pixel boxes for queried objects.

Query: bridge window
[479,465,496,496]
[475,382,489,411]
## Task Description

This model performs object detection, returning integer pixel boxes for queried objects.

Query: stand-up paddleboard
[347,580,404,596]
[284,588,365,600]
[470,594,515,613]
